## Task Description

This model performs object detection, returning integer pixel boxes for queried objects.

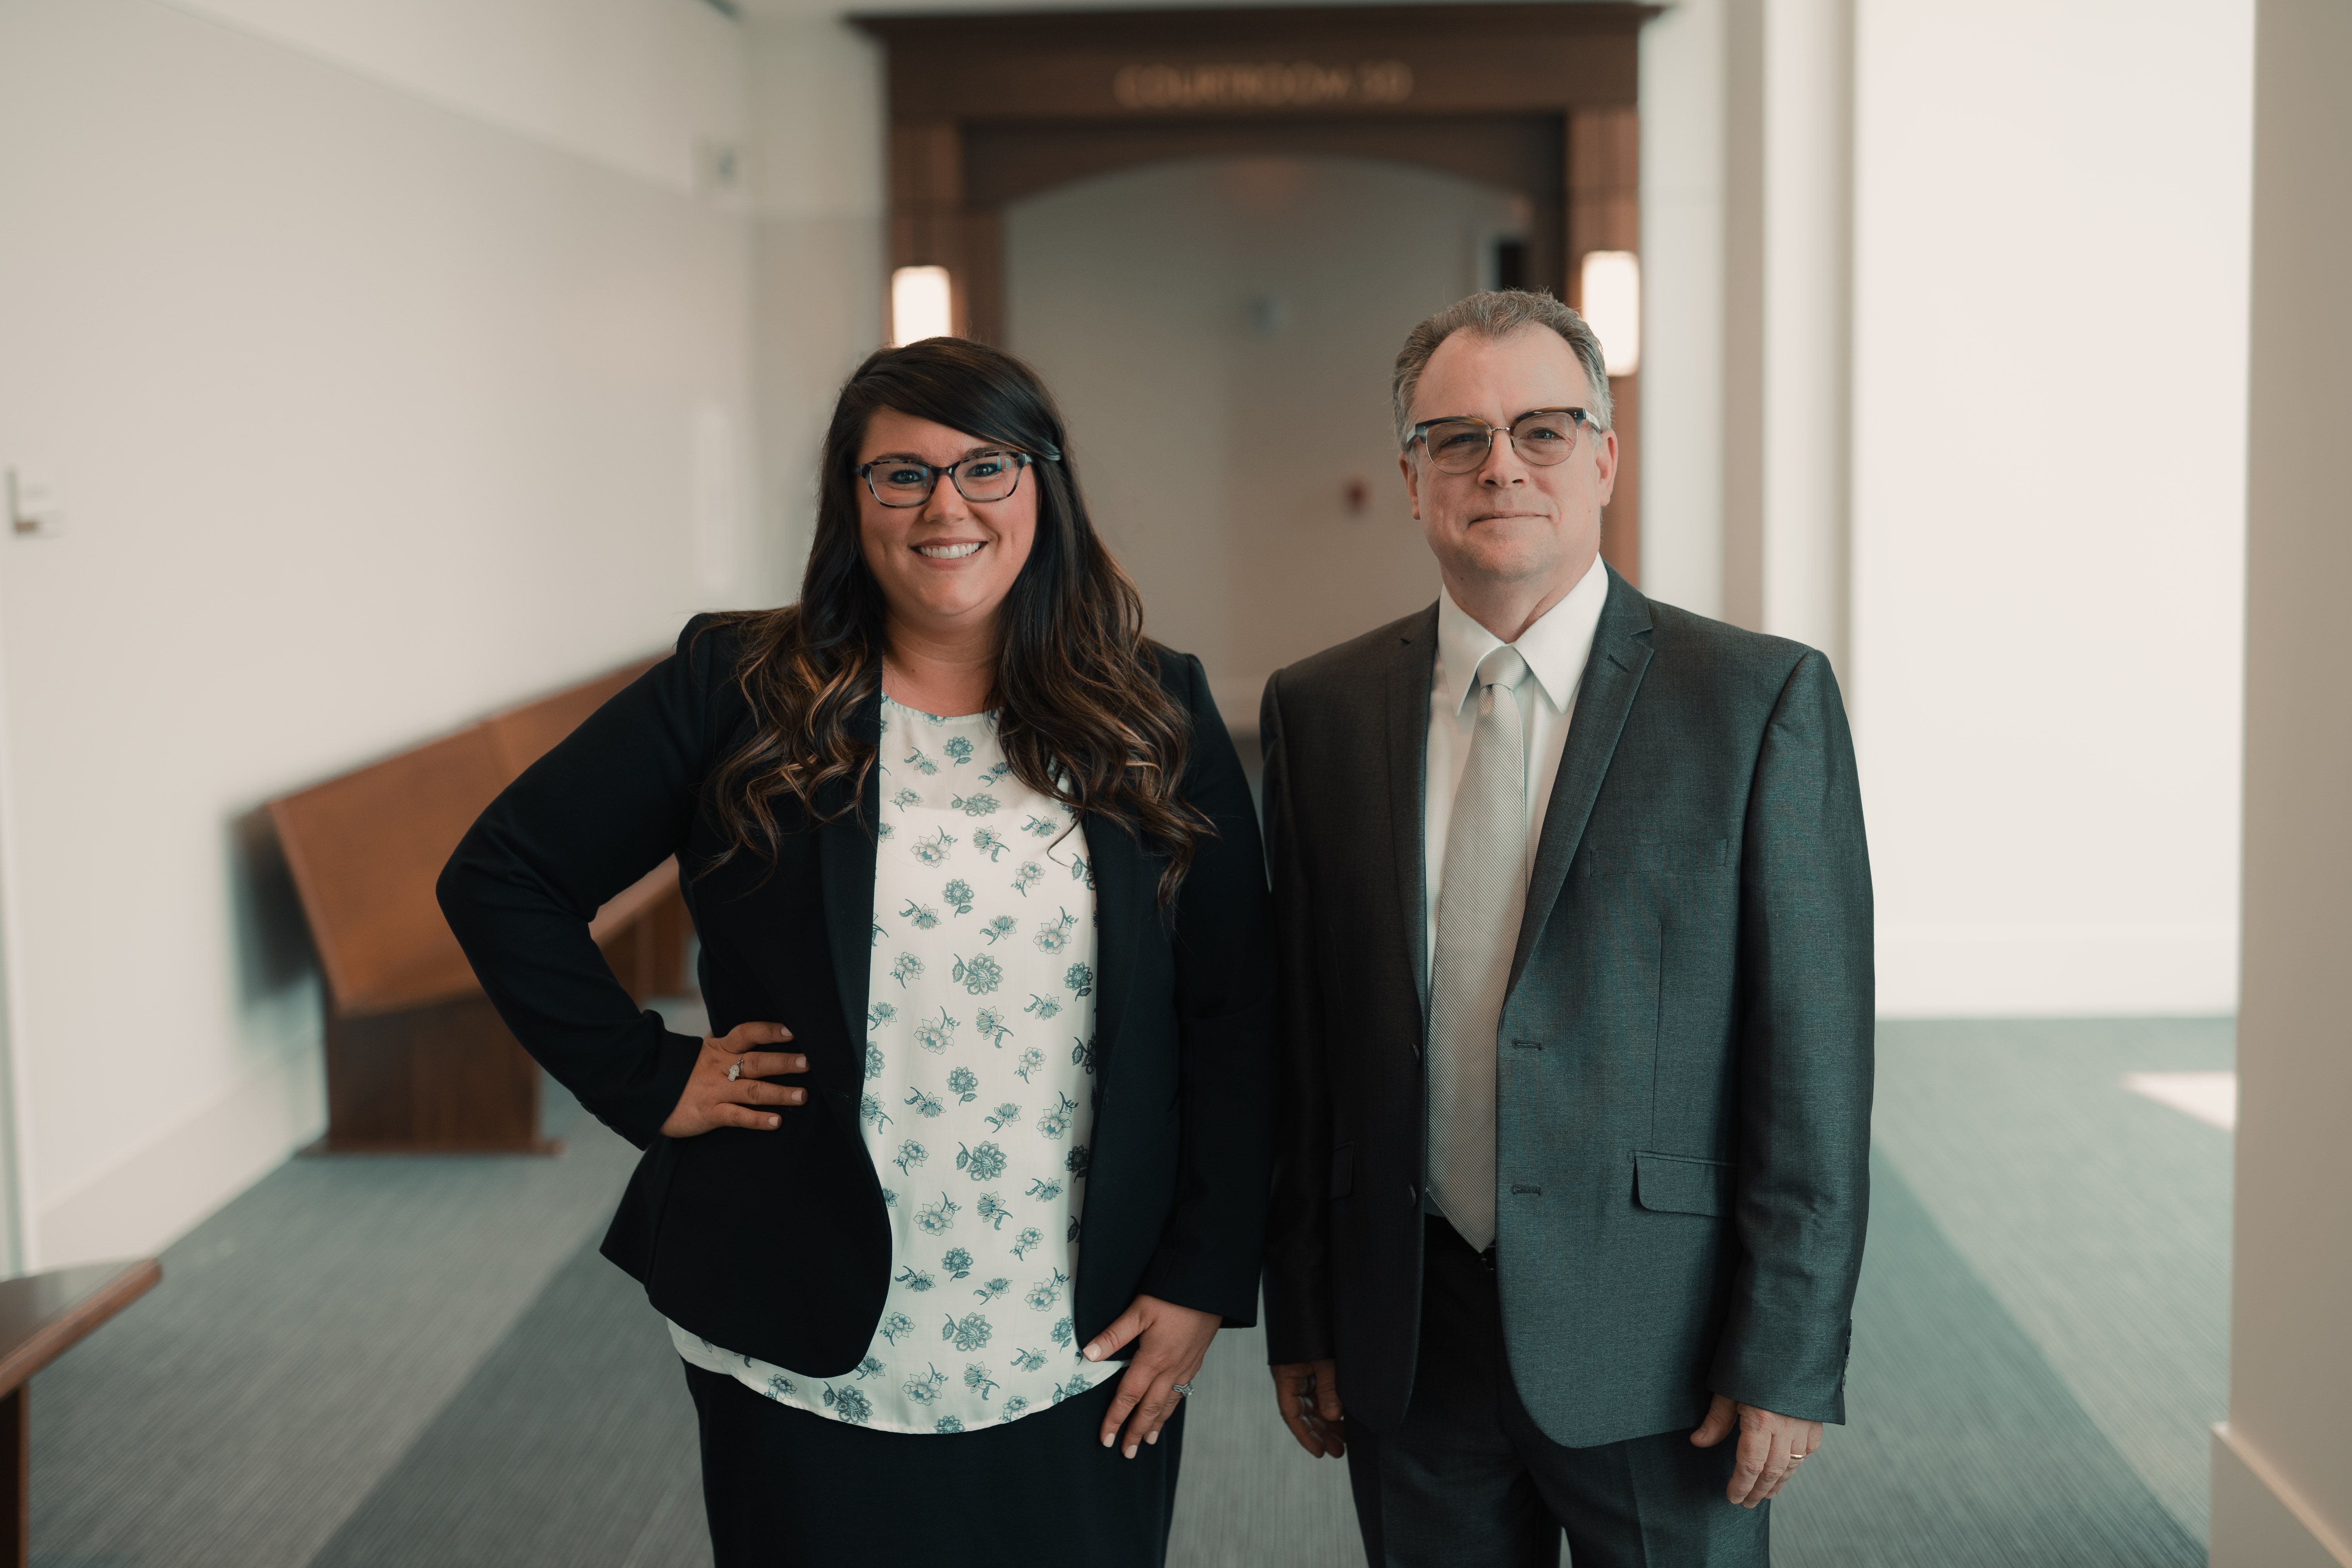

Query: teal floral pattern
[1034,908,1077,955]
[669,694,1107,1433]
[951,953,1004,994]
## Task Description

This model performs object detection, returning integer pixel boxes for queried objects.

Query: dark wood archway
[853,2,1653,579]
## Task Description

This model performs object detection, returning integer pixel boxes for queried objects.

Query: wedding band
[725,1058,742,1082]
[1790,1452,1808,1462]
[1171,1382,1195,1397]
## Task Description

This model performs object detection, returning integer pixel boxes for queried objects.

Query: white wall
[1638,0,1728,620]
[1759,0,1851,671]
[745,16,889,584]
[159,0,746,195]
[1849,0,2255,1016]
[0,0,764,1269]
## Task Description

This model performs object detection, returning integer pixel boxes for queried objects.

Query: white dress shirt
[1424,553,1609,988]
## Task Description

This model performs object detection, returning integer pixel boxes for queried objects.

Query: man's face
[1400,325,1617,596]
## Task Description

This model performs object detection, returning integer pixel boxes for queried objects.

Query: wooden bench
[270,659,691,1153]
[0,1258,161,1567]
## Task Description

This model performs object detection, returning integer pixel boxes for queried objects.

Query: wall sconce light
[891,265,953,347]
[1578,250,1641,376]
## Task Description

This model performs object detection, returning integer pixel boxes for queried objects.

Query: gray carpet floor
[29,1017,2230,1566]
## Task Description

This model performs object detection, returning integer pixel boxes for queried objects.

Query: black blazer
[439,616,1276,1377]
[1260,571,1873,1447]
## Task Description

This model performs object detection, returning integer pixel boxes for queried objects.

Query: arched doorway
[1005,153,1533,712]
[856,1,1652,584]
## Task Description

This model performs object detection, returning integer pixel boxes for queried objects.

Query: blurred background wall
[1847,0,2252,1021]
[0,0,2259,1283]
[1004,154,1530,721]
[0,0,771,1272]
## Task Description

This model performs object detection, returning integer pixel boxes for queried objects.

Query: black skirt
[683,1360,1187,1567]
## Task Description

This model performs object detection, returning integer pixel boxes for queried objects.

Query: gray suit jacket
[1259,567,1873,1448]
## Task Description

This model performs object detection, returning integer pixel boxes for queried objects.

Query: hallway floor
[31,1018,2228,1567]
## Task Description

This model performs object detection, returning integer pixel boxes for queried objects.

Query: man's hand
[1690,1394,1822,1507]
[659,1022,806,1138]
[1083,1294,1221,1458]
[1269,1360,1345,1458]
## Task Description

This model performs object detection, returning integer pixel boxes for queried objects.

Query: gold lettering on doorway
[1112,60,1415,111]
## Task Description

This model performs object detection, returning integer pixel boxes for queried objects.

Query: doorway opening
[857,1,1651,729]
[1006,153,1531,712]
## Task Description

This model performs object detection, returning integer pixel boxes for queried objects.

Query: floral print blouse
[669,695,1114,1434]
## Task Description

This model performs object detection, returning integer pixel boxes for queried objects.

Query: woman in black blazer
[438,339,1274,1566]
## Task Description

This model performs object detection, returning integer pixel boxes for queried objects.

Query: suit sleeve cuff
[587,1026,702,1150]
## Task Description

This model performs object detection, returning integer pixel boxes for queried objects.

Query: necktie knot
[1475,645,1530,697]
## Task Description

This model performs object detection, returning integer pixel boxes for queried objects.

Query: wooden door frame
[853,2,1657,581]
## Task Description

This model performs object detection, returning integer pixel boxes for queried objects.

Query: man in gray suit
[1259,290,1872,1566]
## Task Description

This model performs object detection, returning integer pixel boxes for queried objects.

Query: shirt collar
[1436,552,1610,719]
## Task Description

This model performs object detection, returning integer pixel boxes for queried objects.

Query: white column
[1758,0,1853,673]
[2212,2,2352,1562]
[1637,0,1728,620]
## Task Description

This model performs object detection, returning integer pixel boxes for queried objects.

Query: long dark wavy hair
[703,338,1210,901]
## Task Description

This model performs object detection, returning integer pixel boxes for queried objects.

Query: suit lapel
[1386,605,1440,1018]
[1080,813,1143,1076]
[817,690,884,1060]
[1510,569,1655,992]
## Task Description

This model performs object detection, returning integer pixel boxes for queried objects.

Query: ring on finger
[725,1057,743,1082]
[1171,1382,1195,1398]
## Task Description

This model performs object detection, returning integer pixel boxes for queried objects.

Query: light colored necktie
[1427,644,1530,1253]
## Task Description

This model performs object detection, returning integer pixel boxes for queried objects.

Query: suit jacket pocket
[1329,1142,1354,1199]
[1633,1150,1731,1216]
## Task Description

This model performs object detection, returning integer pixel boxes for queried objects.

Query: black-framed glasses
[1407,408,1593,474]
[856,447,1057,508]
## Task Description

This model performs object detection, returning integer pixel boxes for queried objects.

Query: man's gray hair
[1392,290,1613,450]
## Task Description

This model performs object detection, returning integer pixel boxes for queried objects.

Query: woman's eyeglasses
[1407,408,1593,474]
[857,448,1056,508]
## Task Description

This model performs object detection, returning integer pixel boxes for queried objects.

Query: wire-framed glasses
[1407,408,1593,474]
[856,447,1055,508]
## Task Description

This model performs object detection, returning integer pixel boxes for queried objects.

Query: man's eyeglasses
[1407,408,1594,474]
[856,447,1057,508]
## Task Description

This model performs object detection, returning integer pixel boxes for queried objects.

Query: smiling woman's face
[1400,325,1617,595]
[856,406,1040,648]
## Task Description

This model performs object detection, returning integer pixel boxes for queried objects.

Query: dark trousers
[1343,1217,1769,1568]
[684,1361,1184,1567]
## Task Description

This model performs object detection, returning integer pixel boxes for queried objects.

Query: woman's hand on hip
[660,1021,807,1138]
[1083,1294,1220,1458]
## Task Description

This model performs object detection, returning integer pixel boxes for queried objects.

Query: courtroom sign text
[1113,59,1415,111]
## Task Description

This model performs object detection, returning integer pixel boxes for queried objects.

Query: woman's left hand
[1082,1294,1221,1457]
